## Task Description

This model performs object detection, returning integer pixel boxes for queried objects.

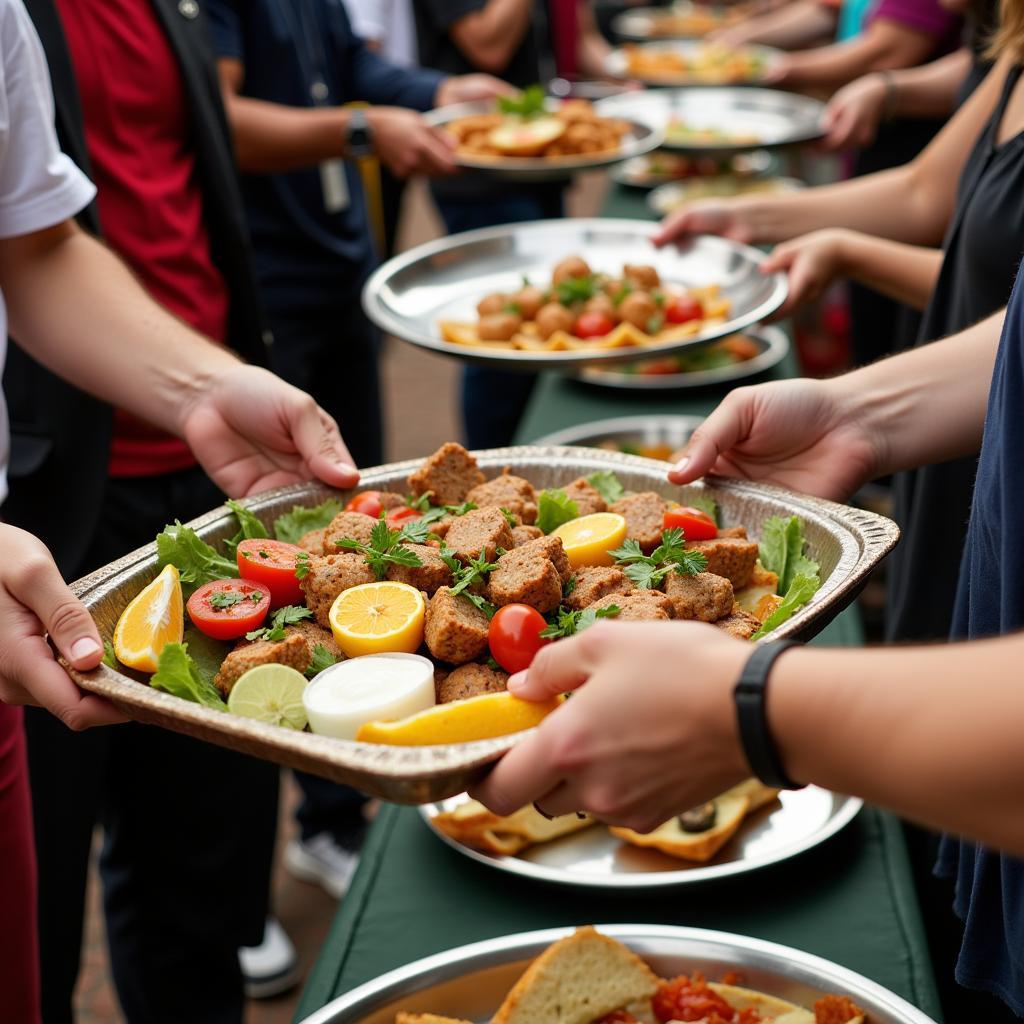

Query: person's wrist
[168,355,243,437]
[876,69,899,121]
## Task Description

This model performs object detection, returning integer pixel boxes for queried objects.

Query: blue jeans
[433,187,565,449]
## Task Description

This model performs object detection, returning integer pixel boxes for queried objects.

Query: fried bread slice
[432,800,595,856]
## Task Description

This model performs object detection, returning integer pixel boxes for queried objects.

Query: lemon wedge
[329,581,426,658]
[113,563,184,673]
[552,512,628,568]
[356,691,563,746]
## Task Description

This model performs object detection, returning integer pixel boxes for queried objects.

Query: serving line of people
[1,1,1024,1024]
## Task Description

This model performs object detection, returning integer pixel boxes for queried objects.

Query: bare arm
[448,0,533,74]
[886,46,973,116]
[575,1,611,79]
[713,0,837,50]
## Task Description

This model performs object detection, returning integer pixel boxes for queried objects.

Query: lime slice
[228,664,308,730]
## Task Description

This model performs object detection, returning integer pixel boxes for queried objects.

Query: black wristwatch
[344,109,374,159]
[733,640,803,790]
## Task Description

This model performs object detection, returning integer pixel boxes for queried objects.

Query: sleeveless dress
[887,65,1024,642]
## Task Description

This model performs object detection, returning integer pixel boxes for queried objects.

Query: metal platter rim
[417,788,863,890]
[535,412,707,445]
[360,218,789,370]
[571,324,790,391]
[298,921,937,1024]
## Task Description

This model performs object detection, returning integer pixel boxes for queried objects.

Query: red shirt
[57,0,230,477]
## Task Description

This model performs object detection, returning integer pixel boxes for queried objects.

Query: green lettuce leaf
[150,642,227,710]
[758,515,819,595]
[272,498,343,545]
[752,573,821,639]
[536,488,579,534]
[223,499,269,558]
[586,470,626,505]
[156,522,238,587]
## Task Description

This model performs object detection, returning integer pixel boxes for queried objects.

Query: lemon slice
[113,563,184,673]
[227,664,308,730]
[356,691,563,746]
[552,512,628,568]
[329,581,426,658]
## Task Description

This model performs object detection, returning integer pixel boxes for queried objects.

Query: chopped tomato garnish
[814,995,865,1024]
[653,974,760,1023]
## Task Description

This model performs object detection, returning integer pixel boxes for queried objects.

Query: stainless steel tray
[299,924,937,1024]
[610,147,775,188]
[648,175,804,214]
[65,447,898,805]
[421,787,861,889]
[361,218,788,371]
[613,4,748,41]
[424,99,663,182]
[606,41,784,87]
[597,88,825,155]
[572,325,789,390]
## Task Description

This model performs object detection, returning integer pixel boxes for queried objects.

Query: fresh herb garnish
[306,643,339,678]
[610,527,707,588]
[536,488,579,534]
[758,515,819,595]
[646,314,665,335]
[499,507,518,528]
[102,638,117,669]
[223,499,269,558]
[245,605,313,642]
[156,521,239,587]
[336,518,424,580]
[562,576,577,598]
[151,642,227,710]
[752,572,821,639]
[496,83,546,118]
[407,492,434,512]
[209,590,246,610]
[586,470,626,505]
[294,551,311,580]
[611,281,633,306]
[450,553,498,597]
[273,498,343,545]
[502,302,522,315]
[555,274,598,307]
[540,603,621,639]
[462,591,497,618]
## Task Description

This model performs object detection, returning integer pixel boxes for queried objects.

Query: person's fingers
[759,244,796,275]
[667,392,752,484]
[283,396,360,489]
[470,724,566,816]
[419,128,458,176]
[652,208,705,247]
[4,553,103,670]
[506,632,596,701]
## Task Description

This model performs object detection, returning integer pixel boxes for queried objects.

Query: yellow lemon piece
[329,581,425,658]
[356,691,563,746]
[552,512,628,568]
[112,563,184,673]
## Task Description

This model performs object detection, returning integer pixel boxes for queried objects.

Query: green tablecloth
[295,184,939,1022]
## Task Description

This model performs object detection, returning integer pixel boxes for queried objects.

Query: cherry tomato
[385,506,421,530]
[186,579,271,641]
[346,490,384,519]
[665,295,703,324]
[488,604,550,674]
[663,506,718,541]
[574,311,615,338]
[236,538,307,608]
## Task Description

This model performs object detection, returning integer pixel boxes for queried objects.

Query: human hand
[652,198,761,248]
[471,622,752,832]
[366,107,457,177]
[0,525,126,730]
[758,228,854,321]
[179,364,360,497]
[821,73,888,151]
[435,73,516,106]
[666,374,883,500]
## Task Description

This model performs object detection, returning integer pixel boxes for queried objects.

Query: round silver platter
[300,923,935,1024]
[611,148,775,188]
[597,87,825,156]
[647,176,804,214]
[361,218,788,371]
[612,4,746,41]
[572,325,789,391]
[424,98,663,182]
[605,41,784,88]
[536,414,704,452]
[419,788,861,890]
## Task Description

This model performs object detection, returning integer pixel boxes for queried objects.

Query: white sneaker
[284,833,360,899]
[238,917,300,1000]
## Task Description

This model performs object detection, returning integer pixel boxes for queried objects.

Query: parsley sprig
[609,527,707,589]
[439,545,498,618]
[406,493,478,529]
[555,274,598,307]
[336,519,424,580]
[540,604,621,639]
[208,589,262,611]
[246,605,313,642]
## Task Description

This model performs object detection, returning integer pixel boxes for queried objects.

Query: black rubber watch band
[734,641,803,790]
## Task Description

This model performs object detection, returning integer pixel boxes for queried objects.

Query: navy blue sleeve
[202,0,244,60]
[344,16,445,110]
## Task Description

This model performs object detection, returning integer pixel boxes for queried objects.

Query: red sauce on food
[653,974,762,1023]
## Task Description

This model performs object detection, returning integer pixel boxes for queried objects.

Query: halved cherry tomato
[346,490,384,519]
[664,506,718,541]
[574,311,615,338]
[665,295,703,324]
[488,604,550,674]
[186,579,271,641]
[236,538,306,607]
[385,506,421,530]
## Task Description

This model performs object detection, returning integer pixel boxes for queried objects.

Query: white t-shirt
[341,0,418,68]
[0,0,95,504]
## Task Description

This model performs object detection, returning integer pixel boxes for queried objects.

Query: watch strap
[734,640,803,790]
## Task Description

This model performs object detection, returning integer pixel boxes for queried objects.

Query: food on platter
[439,257,732,354]
[665,118,761,148]
[106,444,823,744]
[444,86,630,162]
[649,176,801,214]
[617,149,772,187]
[624,2,759,39]
[397,927,868,1023]
[432,778,778,863]
[591,334,764,381]
[623,42,771,85]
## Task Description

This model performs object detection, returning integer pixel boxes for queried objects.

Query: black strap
[734,641,803,791]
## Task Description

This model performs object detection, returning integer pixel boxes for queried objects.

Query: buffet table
[295,181,940,1022]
